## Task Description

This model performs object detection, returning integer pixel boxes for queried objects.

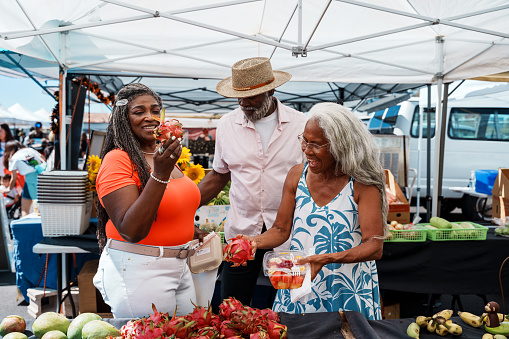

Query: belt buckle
[176,247,188,259]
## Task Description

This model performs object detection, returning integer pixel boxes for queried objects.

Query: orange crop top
[96,149,200,246]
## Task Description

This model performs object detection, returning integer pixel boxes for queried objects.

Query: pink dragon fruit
[188,303,213,331]
[153,118,185,142]
[266,321,287,339]
[250,331,270,339]
[220,321,241,338]
[260,309,280,323]
[219,297,245,320]
[223,238,255,267]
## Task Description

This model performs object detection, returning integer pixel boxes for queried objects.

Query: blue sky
[0,75,57,111]
[0,74,111,113]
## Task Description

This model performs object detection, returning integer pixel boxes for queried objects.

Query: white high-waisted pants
[93,240,196,318]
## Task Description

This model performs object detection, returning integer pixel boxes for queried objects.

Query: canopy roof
[0,51,422,114]
[1,0,508,85]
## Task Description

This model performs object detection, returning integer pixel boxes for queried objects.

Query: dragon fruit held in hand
[223,238,255,267]
[153,115,185,142]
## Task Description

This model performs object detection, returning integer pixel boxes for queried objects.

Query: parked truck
[366,91,509,220]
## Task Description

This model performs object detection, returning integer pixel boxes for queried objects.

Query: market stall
[16,312,496,338]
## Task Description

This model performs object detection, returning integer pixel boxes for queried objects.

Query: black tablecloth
[377,229,509,295]
[21,314,488,338]
[42,228,509,296]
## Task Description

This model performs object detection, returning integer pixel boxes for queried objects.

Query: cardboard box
[382,303,400,319]
[492,169,509,221]
[492,168,509,198]
[492,196,509,221]
[78,259,112,316]
[384,169,410,223]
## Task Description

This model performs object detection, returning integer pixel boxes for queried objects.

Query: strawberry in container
[152,109,185,142]
[263,250,308,289]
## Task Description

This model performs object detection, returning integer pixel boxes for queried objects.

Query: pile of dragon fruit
[119,297,287,339]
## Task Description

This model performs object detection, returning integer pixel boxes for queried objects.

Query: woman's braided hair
[96,83,163,250]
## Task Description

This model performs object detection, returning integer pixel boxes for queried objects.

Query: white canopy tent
[1,0,509,217]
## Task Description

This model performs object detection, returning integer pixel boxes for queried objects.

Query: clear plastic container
[263,250,308,289]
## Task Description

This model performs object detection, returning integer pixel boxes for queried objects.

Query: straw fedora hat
[216,57,292,98]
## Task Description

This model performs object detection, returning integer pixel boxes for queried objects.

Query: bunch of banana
[458,311,485,327]
[409,309,462,337]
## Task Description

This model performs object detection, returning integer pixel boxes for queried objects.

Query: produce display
[208,182,230,206]
[0,298,288,339]
[121,300,287,339]
[457,308,509,337]
[407,309,463,337]
[493,217,509,237]
[385,221,427,242]
[263,251,307,290]
[223,238,254,267]
[418,217,488,241]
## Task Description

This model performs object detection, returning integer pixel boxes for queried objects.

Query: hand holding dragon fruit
[223,238,255,267]
[152,109,185,142]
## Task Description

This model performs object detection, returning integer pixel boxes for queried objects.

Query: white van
[366,93,509,220]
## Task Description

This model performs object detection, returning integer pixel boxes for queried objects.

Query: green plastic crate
[384,226,427,242]
[218,231,225,244]
[419,221,488,241]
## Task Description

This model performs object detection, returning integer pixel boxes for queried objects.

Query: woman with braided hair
[93,83,207,318]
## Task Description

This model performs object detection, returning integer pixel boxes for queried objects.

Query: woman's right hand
[237,234,258,256]
[152,136,182,180]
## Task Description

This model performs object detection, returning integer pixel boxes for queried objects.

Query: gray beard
[243,95,273,122]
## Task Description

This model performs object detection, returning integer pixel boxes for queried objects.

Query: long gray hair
[96,83,163,250]
[308,102,389,236]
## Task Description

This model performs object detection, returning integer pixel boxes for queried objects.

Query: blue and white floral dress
[272,163,382,320]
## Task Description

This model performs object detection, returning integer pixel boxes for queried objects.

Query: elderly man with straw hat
[198,57,307,306]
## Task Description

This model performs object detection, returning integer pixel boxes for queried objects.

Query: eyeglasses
[297,135,329,152]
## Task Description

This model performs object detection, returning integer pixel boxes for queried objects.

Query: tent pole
[59,68,67,170]
[425,84,432,222]
[415,93,424,222]
[432,78,443,217]
[431,35,445,218]
[435,83,449,216]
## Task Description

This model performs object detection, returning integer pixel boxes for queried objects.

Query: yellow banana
[427,319,437,333]
[406,322,420,339]
[446,319,452,326]
[494,335,508,339]
[433,309,453,320]
[444,323,462,336]
[416,316,430,327]
[458,311,484,328]
[435,324,449,336]
[482,334,494,339]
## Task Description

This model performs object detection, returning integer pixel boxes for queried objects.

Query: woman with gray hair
[93,83,206,318]
[239,102,388,319]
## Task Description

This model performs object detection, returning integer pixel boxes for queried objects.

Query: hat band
[232,77,275,91]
